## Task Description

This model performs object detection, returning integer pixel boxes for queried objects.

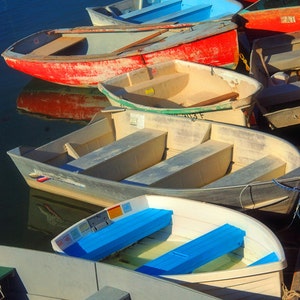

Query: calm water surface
[0,1,299,254]
[0,0,113,251]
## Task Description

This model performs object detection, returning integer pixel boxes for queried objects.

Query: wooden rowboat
[236,0,300,43]
[7,110,300,218]
[0,245,217,300]
[86,0,242,27]
[98,59,262,127]
[17,79,110,121]
[51,194,286,299]
[249,30,300,129]
[1,21,239,88]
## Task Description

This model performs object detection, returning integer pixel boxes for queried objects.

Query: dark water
[0,0,299,276]
[0,0,114,250]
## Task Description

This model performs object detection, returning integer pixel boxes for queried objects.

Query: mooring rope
[282,283,300,300]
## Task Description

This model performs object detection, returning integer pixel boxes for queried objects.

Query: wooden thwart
[204,155,286,188]
[60,128,167,180]
[30,36,85,56]
[136,223,245,276]
[123,140,233,188]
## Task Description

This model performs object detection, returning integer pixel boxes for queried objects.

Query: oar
[256,47,270,78]
[112,29,168,54]
[187,92,239,107]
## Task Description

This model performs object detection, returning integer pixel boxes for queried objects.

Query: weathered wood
[204,155,286,188]
[123,140,233,188]
[187,92,239,107]
[87,286,130,300]
[61,128,167,180]
[290,248,300,300]
[30,37,86,56]
[113,29,168,54]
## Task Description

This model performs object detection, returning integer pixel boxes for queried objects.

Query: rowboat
[1,21,239,88]
[249,30,300,129]
[7,110,300,218]
[0,246,217,300]
[86,0,242,27]
[51,194,286,299]
[98,59,262,127]
[236,0,300,43]
[17,79,110,121]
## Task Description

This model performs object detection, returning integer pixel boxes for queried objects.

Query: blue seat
[249,252,279,266]
[64,208,173,261]
[136,223,245,276]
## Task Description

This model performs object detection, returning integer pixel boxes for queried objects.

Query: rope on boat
[272,179,300,192]
[282,283,300,300]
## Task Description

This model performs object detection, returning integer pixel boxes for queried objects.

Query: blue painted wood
[249,252,279,266]
[64,208,173,261]
[121,0,182,22]
[144,4,212,24]
[136,223,245,276]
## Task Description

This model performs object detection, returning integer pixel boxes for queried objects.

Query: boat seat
[249,252,279,267]
[121,0,181,21]
[263,49,300,73]
[121,72,189,99]
[145,4,212,23]
[87,286,130,300]
[60,128,167,180]
[63,207,173,261]
[257,80,300,107]
[203,155,286,188]
[122,140,233,188]
[30,36,86,56]
[136,223,245,276]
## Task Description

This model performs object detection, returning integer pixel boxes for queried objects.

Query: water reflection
[27,188,102,244]
[17,79,110,121]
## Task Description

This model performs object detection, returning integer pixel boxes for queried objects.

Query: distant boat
[51,194,286,299]
[0,245,217,300]
[7,110,300,218]
[98,60,262,127]
[86,0,242,26]
[1,21,239,88]
[249,30,300,129]
[17,79,110,121]
[236,0,300,43]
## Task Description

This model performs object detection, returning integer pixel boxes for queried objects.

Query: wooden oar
[187,92,239,107]
[112,29,168,54]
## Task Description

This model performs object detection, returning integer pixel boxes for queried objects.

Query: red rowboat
[236,0,300,43]
[2,21,239,88]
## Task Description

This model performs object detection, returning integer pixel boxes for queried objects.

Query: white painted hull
[51,195,286,299]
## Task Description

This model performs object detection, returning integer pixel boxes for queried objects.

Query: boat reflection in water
[28,188,102,237]
[17,79,110,121]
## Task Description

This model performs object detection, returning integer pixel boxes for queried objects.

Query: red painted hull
[3,26,239,88]
[17,80,110,120]
[239,7,300,42]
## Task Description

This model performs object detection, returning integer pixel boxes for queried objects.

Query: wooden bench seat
[145,4,212,23]
[30,36,86,56]
[63,208,173,261]
[123,72,189,97]
[121,0,181,21]
[257,80,300,107]
[61,128,167,180]
[204,155,286,188]
[249,252,279,267]
[136,223,245,276]
[122,140,233,188]
[264,49,300,73]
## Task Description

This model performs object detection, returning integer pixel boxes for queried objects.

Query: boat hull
[238,5,300,42]
[2,22,239,87]
[51,195,286,299]
[99,60,262,127]
[7,110,300,217]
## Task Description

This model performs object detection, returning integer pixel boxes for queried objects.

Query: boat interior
[18,111,298,190]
